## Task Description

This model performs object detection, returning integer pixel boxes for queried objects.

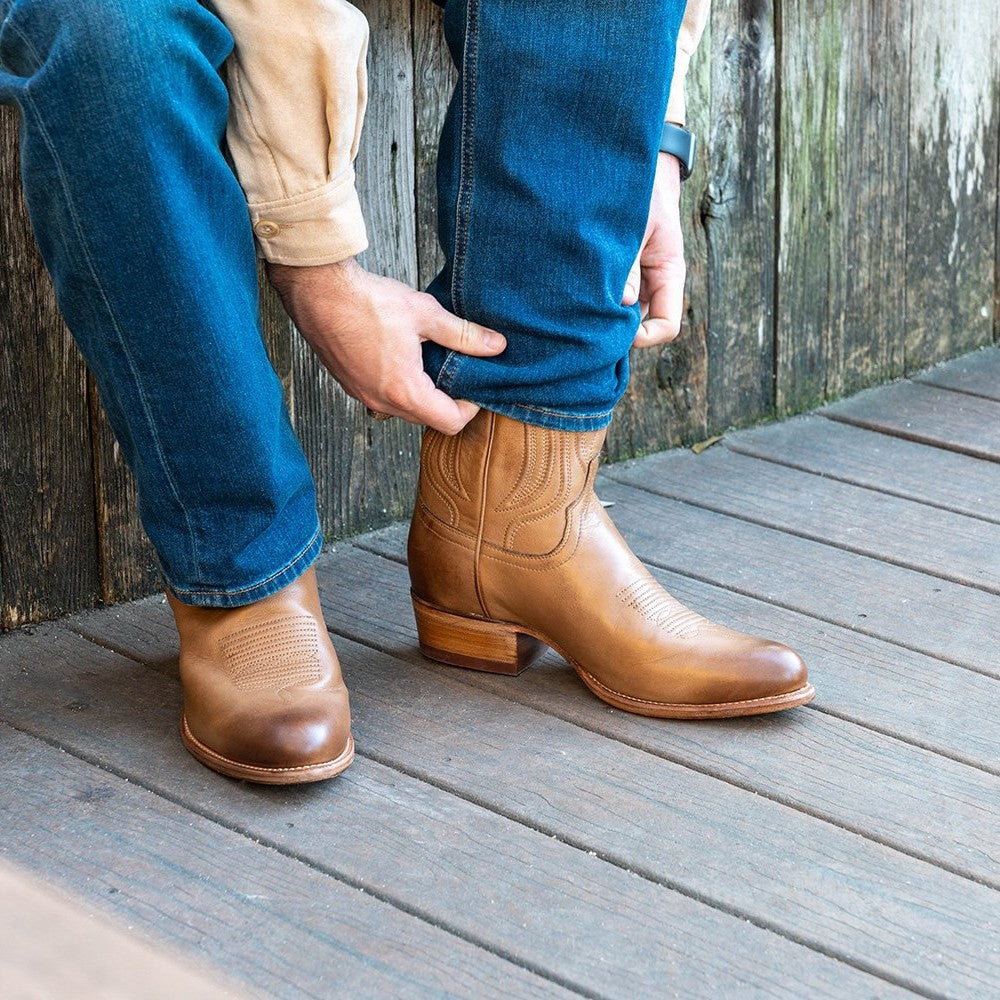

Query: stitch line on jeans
[18,73,205,579]
[515,401,617,420]
[1,11,45,75]
[450,0,478,317]
[434,348,466,394]
[168,524,321,597]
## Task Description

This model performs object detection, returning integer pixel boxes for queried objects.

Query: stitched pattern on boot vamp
[220,615,323,693]
[617,580,703,638]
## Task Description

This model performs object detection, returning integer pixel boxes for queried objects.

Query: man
[0,0,811,784]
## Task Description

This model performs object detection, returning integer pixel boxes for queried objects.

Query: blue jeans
[0,0,682,606]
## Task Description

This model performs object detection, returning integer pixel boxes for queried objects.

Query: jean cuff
[162,523,324,608]
[465,398,616,432]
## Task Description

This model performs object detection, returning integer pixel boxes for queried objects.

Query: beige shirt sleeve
[210,1,706,266]
[207,0,370,266]
[665,0,710,126]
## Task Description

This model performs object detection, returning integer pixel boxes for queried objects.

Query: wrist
[267,255,362,294]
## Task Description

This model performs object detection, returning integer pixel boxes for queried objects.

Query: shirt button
[254,219,281,238]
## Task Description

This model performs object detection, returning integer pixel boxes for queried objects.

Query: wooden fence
[2,0,999,628]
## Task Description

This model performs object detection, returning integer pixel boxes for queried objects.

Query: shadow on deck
[2,347,999,999]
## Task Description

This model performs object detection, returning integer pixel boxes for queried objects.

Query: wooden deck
[2,347,1000,999]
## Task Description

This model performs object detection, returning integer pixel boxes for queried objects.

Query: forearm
[206,0,370,265]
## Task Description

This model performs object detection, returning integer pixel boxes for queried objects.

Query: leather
[408,410,813,717]
[167,567,354,782]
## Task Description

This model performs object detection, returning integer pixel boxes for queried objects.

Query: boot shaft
[408,409,606,615]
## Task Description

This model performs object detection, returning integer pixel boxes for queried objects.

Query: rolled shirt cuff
[248,169,369,266]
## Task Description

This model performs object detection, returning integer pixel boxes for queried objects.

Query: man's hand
[267,258,506,435]
[622,151,685,347]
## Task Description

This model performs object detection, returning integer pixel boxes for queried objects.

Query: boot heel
[411,595,543,676]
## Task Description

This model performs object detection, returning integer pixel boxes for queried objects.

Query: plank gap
[599,469,1000,598]
[722,441,1000,527]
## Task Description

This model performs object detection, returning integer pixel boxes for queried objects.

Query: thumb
[420,299,506,357]
[621,252,642,307]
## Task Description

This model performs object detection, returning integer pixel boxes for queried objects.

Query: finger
[621,253,642,306]
[413,390,481,435]
[421,301,506,357]
[633,258,685,348]
[380,373,481,435]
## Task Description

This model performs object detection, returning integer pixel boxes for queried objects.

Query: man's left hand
[622,151,685,347]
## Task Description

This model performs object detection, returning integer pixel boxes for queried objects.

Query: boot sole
[181,716,355,784]
[412,593,815,719]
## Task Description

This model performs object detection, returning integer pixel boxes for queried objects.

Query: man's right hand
[267,257,506,436]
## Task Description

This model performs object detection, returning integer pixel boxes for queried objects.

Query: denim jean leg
[425,0,687,431]
[0,0,322,606]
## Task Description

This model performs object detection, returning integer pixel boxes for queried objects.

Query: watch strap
[659,122,696,181]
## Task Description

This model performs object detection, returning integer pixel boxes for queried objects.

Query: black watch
[659,122,696,181]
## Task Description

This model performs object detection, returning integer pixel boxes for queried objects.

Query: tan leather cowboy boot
[408,410,813,718]
[166,567,354,782]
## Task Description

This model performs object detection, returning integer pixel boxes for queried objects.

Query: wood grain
[775,0,909,413]
[344,534,1000,885]
[822,380,1000,461]
[291,0,424,544]
[0,724,567,1000]
[703,0,775,430]
[905,5,1000,369]
[724,413,1000,524]
[913,345,1000,401]
[0,857,237,999]
[0,628,906,999]
[411,0,453,292]
[0,106,100,628]
[605,445,1000,592]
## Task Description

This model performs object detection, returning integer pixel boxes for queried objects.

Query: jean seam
[2,12,44,74]
[16,46,204,578]
[168,523,321,598]
[449,0,478,317]
[515,402,616,420]
[434,348,462,392]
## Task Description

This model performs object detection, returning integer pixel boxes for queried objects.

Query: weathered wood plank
[724,414,1000,525]
[411,0,453,293]
[913,345,1000,401]
[703,0,775,429]
[776,0,909,413]
[0,629,910,998]
[905,5,1000,369]
[0,857,237,999]
[0,106,100,629]
[605,446,1000,593]
[0,624,986,996]
[822,380,1000,461]
[0,724,568,1000]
